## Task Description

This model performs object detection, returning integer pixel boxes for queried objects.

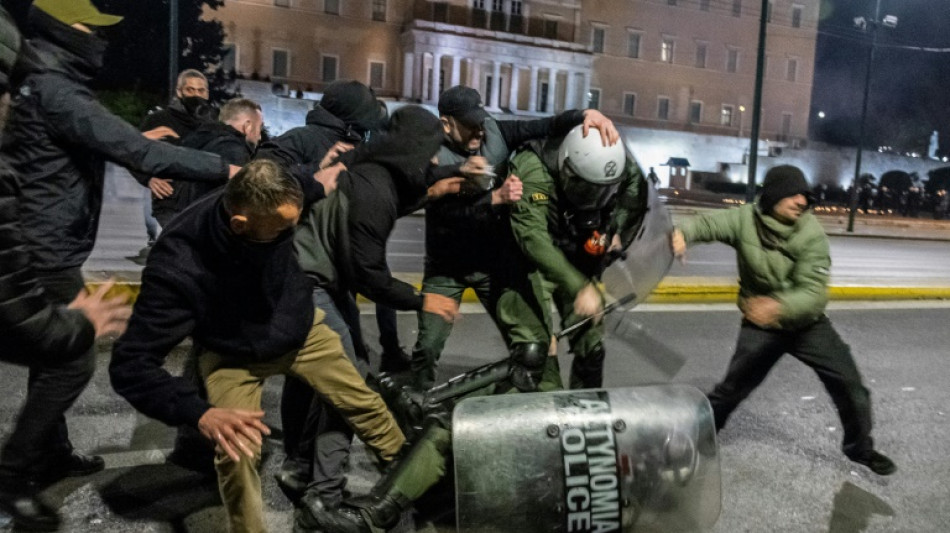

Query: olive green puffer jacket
[679,203,830,330]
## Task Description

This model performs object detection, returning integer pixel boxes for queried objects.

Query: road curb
[84,278,950,306]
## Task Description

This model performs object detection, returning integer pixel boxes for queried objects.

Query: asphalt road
[87,199,950,289]
[1,302,948,532]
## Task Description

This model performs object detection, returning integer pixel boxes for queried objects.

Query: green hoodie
[679,203,830,330]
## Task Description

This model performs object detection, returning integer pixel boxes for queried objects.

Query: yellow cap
[33,0,123,27]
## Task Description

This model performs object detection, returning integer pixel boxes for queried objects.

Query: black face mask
[180,96,212,118]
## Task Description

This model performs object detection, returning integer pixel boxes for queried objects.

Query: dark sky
[811,0,950,156]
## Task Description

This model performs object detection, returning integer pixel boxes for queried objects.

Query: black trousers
[0,267,96,480]
[708,315,874,458]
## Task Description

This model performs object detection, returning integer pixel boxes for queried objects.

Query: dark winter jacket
[295,106,443,310]
[134,99,217,224]
[172,121,253,212]
[0,157,93,363]
[425,110,586,273]
[109,173,325,428]
[0,9,229,272]
[256,105,363,169]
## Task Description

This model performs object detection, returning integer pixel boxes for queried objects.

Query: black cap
[437,85,489,126]
[758,165,812,214]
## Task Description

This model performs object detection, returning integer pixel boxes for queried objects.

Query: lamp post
[847,0,897,232]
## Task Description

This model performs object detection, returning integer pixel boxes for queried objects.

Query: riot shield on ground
[454,385,721,533]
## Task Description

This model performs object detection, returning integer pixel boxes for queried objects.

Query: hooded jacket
[256,105,364,169]
[0,8,228,271]
[109,171,324,428]
[678,203,830,330]
[295,106,442,310]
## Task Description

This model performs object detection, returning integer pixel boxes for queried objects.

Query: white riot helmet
[557,125,627,210]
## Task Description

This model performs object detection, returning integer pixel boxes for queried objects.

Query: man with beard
[110,159,405,533]
[0,0,237,529]
[290,105,460,517]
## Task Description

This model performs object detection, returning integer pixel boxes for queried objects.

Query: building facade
[211,0,818,141]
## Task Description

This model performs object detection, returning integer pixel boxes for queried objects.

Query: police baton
[556,292,637,339]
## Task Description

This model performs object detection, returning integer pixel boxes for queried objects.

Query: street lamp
[847,0,896,232]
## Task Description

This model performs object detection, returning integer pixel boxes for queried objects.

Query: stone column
[508,64,520,112]
[470,60,482,94]
[489,60,501,109]
[528,65,539,112]
[402,52,414,99]
[450,55,461,87]
[580,70,591,108]
[546,67,556,114]
[420,53,430,104]
[564,71,576,110]
[430,53,443,102]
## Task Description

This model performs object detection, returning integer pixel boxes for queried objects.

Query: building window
[491,0,502,10]
[791,5,803,28]
[623,93,636,116]
[509,0,523,32]
[786,58,797,82]
[369,61,384,89]
[700,0,710,11]
[592,27,605,54]
[325,0,339,15]
[473,0,485,8]
[372,0,386,21]
[221,43,237,73]
[732,0,741,17]
[627,33,641,58]
[689,101,703,124]
[588,88,601,110]
[661,38,674,64]
[695,43,707,68]
[322,55,338,82]
[275,0,290,7]
[781,113,792,139]
[272,49,289,78]
[511,0,522,14]
[721,104,734,126]
[544,19,558,39]
[433,2,448,22]
[657,97,670,120]
[726,48,739,73]
[538,81,549,112]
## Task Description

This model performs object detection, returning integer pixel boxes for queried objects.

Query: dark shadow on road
[99,464,219,525]
[828,481,894,533]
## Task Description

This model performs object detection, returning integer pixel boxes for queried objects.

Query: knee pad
[509,342,547,392]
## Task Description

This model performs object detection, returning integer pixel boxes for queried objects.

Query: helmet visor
[561,157,622,210]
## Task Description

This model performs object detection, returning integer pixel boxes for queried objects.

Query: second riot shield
[454,385,721,533]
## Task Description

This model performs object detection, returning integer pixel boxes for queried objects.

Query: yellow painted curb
[86,279,950,306]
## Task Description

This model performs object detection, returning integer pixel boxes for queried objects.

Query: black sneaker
[850,450,897,476]
[378,347,412,374]
[34,452,105,484]
[0,481,61,531]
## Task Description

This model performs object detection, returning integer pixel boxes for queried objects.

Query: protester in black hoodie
[289,105,460,515]
[110,159,405,533]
